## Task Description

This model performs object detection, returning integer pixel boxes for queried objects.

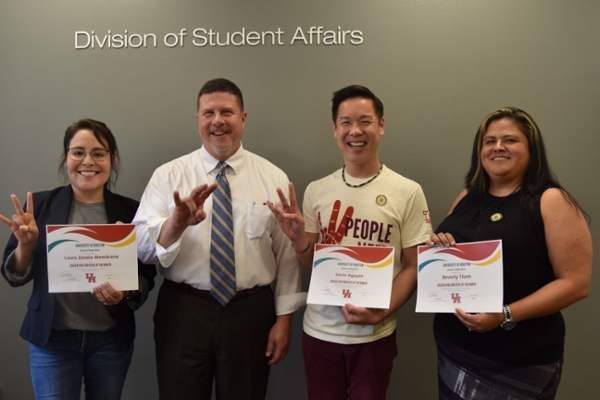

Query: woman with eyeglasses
[0,118,156,400]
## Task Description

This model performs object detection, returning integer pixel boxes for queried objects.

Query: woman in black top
[429,107,591,400]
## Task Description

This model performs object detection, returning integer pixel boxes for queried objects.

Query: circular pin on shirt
[490,213,503,222]
[376,195,387,206]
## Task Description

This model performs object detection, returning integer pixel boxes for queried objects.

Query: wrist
[275,314,293,326]
[293,239,311,254]
[119,291,130,304]
[120,290,139,304]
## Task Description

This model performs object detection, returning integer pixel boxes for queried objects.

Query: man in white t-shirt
[268,85,432,399]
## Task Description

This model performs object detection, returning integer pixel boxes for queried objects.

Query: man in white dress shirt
[133,78,304,400]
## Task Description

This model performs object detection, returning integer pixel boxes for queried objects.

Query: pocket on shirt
[246,203,275,240]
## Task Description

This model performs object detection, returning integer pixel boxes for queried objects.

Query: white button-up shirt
[133,145,305,314]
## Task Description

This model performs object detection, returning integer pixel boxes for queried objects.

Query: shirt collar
[199,144,245,175]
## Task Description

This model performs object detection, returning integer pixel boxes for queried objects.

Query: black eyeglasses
[67,147,110,162]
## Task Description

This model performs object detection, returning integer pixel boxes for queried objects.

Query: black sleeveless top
[433,190,564,365]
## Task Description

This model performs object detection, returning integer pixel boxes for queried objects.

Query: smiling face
[480,118,531,190]
[333,97,384,177]
[65,129,113,203]
[197,91,247,161]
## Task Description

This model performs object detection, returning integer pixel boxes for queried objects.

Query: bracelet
[294,240,311,254]
[381,310,387,327]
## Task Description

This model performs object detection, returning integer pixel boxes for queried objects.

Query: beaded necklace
[342,163,383,188]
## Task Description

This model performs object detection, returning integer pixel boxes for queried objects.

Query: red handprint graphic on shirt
[317,200,354,244]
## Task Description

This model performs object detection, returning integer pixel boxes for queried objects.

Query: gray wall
[1,1,598,399]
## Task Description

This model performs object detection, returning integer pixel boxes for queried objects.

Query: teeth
[212,131,227,136]
[79,171,97,176]
[349,142,366,147]
[492,157,508,160]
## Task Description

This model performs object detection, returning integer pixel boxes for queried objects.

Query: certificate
[307,244,395,308]
[416,240,503,313]
[46,224,139,293]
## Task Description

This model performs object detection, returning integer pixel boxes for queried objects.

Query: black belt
[164,279,269,302]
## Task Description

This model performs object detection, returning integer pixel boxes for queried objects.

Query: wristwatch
[500,304,516,331]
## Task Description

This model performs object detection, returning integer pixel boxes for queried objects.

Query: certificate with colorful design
[416,240,503,313]
[307,244,395,308]
[46,224,139,293]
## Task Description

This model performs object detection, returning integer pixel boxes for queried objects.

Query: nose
[81,152,95,164]
[349,122,362,136]
[212,112,224,126]
[493,140,506,151]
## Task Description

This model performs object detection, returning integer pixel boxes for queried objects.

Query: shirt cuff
[275,292,307,315]
[156,239,181,268]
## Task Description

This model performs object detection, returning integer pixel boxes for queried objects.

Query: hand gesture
[157,183,218,249]
[267,183,305,242]
[317,200,354,244]
[0,192,39,250]
[171,183,218,229]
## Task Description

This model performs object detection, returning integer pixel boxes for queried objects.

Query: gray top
[52,200,116,331]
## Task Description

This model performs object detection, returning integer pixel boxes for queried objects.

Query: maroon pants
[302,330,397,400]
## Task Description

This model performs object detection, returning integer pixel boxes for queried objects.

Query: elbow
[571,280,591,303]
[577,283,591,301]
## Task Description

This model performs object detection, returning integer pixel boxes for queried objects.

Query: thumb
[265,337,275,357]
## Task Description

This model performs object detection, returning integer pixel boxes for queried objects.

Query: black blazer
[1,185,156,347]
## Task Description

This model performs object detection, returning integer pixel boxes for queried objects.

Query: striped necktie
[210,162,236,306]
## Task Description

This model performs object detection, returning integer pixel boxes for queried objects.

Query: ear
[378,117,385,137]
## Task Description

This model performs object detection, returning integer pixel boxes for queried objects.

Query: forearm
[13,245,34,275]
[508,277,589,323]
[157,216,187,249]
[292,232,318,269]
[386,266,417,315]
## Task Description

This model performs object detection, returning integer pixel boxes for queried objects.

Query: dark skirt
[437,340,562,400]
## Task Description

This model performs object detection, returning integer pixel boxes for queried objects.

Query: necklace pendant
[490,213,503,222]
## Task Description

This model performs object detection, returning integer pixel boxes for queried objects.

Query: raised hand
[0,192,39,249]
[158,183,218,248]
[171,183,218,229]
[267,182,305,242]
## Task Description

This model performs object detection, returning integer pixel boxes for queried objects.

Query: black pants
[154,279,276,400]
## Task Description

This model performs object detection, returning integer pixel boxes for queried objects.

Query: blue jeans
[29,329,133,400]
